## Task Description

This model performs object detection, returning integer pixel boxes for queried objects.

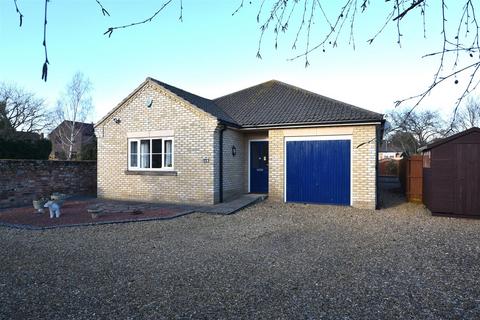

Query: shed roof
[421,127,480,151]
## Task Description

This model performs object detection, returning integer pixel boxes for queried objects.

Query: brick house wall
[268,125,378,210]
[95,80,379,208]
[218,130,270,200]
[96,82,219,205]
[221,128,245,201]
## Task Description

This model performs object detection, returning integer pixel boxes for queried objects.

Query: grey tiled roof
[148,78,383,128]
[213,80,383,127]
[148,78,238,125]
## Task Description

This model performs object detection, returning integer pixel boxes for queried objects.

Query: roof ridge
[147,77,212,102]
[63,120,93,125]
[213,79,279,101]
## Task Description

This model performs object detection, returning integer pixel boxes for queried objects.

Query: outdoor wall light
[146,97,153,108]
[232,145,237,156]
[113,117,121,124]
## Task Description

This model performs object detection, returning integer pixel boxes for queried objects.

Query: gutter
[238,120,384,130]
[218,125,227,203]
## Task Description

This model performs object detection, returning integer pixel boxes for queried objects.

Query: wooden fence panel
[379,159,400,176]
[401,155,423,203]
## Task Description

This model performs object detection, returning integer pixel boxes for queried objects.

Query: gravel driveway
[2,190,480,319]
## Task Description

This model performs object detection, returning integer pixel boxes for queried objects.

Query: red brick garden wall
[0,160,96,209]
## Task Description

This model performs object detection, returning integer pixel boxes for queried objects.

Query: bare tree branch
[9,0,480,130]
[393,0,425,21]
[0,82,51,135]
[232,0,245,16]
[104,0,175,37]
[95,0,110,16]
[54,72,94,160]
[13,0,23,27]
[179,0,183,21]
[41,0,49,82]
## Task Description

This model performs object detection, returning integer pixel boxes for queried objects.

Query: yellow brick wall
[220,130,269,199]
[96,80,379,208]
[351,125,378,209]
[96,82,219,205]
[221,128,245,201]
[268,125,378,209]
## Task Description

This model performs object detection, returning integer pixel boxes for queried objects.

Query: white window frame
[128,137,174,171]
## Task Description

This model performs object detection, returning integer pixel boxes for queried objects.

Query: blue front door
[250,141,269,193]
[286,139,351,205]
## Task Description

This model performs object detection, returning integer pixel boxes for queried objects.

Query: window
[128,137,174,170]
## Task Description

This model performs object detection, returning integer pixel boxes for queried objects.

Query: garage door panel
[286,140,351,205]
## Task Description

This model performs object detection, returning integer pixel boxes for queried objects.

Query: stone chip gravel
[1,190,480,319]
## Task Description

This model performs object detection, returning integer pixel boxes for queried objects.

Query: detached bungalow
[95,78,384,209]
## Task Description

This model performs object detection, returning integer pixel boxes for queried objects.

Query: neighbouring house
[379,142,403,160]
[421,127,480,217]
[95,78,384,209]
[49,120,95,160]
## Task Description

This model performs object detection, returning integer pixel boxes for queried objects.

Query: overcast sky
[1,1,472,122]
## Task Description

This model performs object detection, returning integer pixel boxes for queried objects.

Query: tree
[452,97,480,131]
[387,108,446,150]
[80,139,97,161]
[54,72,94,160]
[8,1,480,119]
[15,1,472,155]
[385,131,419,155]
[0,101,14,137]
[0,82,51,138]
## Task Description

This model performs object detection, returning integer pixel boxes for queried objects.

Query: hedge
[0,138,52,159]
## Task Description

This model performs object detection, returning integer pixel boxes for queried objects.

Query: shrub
[0,138,52,159]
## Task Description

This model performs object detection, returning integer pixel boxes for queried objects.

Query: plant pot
[88,208,104,219]
[33,200,47,210]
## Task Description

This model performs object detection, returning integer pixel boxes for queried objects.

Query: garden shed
[422,127,480,217]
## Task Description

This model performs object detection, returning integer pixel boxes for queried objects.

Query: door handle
[256,168,264,172]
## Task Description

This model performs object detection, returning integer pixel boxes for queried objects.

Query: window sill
[124,170,178,176]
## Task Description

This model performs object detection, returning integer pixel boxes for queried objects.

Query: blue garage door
[286,139,351,205]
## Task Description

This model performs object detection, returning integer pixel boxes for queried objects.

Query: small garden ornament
[44,201,61,218]
[32,197,48,214]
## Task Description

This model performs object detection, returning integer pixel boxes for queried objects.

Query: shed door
[455,144,480,215]
[286,139,351,205]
